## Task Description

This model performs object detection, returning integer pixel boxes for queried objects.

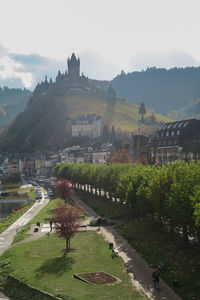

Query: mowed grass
[30,197,61,225]
[1,231,146,300]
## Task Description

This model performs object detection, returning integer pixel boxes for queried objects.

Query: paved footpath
[0,188,49,300]
[73,194,183,300]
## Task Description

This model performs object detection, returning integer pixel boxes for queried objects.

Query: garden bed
[74,271,120,284]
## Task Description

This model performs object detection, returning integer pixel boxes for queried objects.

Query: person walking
[152,266,160,291]
[50,219,53,231]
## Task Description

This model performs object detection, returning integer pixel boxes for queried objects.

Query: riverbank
[0,184,35,234]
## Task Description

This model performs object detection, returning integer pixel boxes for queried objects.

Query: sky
[0,0,200,89]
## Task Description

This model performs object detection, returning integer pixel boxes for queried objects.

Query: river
[0,198,29,220]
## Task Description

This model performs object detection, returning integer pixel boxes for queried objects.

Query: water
[0,198,29,220]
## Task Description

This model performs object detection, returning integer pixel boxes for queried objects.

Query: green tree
[139,102,146,123]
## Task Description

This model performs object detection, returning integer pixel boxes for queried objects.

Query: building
[151,119,200,164]
[131,134,150,163]
[92,143,112,164]
[72,114,102,138]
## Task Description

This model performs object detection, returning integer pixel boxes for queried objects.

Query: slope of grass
[1,232,146,300]
[63,96,171,132]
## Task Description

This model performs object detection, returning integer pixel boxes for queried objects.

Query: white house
[72,114,102,138]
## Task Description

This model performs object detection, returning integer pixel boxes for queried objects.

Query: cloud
[0,44,34,89]
[128,50,199,72]
[0,46,122,90]
[78,51,122,80]
[0,43,199,90]
[10,53,66,89]
[0,49,122,89]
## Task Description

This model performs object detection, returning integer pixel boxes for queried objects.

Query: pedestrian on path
[36,219,40,227]
[152,266,160,291]
[50,219,53,231]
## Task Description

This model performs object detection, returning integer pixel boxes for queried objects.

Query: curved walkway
[73,194,182,300]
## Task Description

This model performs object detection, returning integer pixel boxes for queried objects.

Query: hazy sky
[0,0,200,88]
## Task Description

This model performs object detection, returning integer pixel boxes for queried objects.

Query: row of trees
[55,161,200,245]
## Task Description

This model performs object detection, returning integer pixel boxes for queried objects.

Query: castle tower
[67,53,80,81]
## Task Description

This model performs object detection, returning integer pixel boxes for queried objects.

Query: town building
[151,119,200,164]
[72,114,102,138]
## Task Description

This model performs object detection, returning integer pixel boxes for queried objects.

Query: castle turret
[67,53,80,81]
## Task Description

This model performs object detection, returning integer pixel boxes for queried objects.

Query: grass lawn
[1,231,146,300]
[117,219,200,300]
[30,197,61,225]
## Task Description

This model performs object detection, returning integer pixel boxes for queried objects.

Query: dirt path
[73,194,182,300]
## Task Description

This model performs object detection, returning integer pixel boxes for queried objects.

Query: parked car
[88,217,115,226]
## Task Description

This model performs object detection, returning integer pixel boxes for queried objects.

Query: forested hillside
[0,87,32,129]
[0,91,170,153]
[109,67,200,118]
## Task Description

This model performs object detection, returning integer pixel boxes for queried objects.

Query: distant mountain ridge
[107,66,200,118]
[0,87,32,129]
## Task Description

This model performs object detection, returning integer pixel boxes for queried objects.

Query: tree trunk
[66,238,69,254]
[182,225,189,245]
[169,220,174,234]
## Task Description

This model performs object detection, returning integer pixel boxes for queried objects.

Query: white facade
[92,151,110,164]
[72,114,102,138]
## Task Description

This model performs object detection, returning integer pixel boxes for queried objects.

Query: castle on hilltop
[34,53,117,99]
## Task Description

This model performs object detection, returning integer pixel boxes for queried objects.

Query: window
[166,131,169,136]
[177,130,180,135]
[171,131,174,136]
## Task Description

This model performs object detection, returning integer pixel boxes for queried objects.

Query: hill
[108,67,200,118]
[0,87,32,129]
[0,92,170,153]
[0,54,171,153]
